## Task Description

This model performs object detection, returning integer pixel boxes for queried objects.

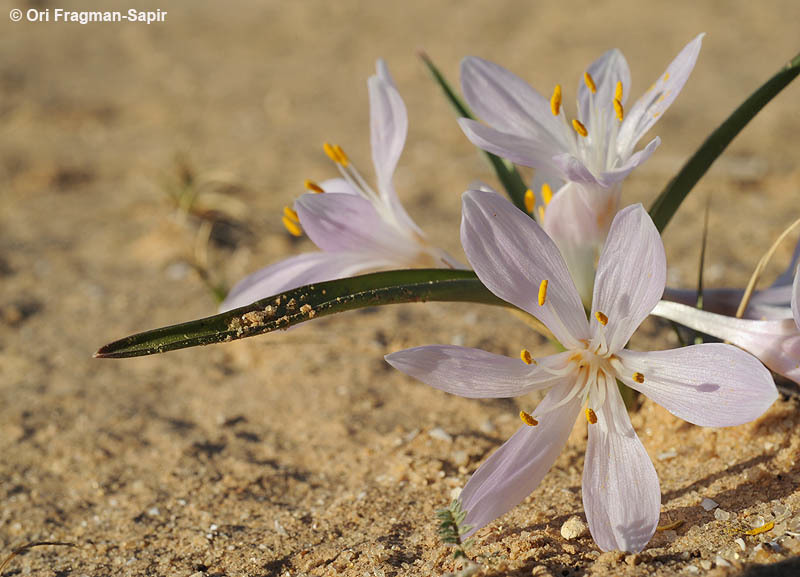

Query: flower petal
[460,381,583,536]
[596,137,660,187]
[460,56,566,146]
[618,344,777,427]
[385,347,572,398]
[369,60,408,193]
[651,300,800,385]
[459,119,564,169]
[461,189,590,348]
[579,48,632,128]
[295,192,418,259]
[219,251,387,312]
[591,204,666,352]
[583,376,660,552]
[617,34,704,158]
[792,265,800,329]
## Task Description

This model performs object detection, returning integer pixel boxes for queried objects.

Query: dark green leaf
[95,269,511,358]
[649,51,800,233]
[419,51,530,212]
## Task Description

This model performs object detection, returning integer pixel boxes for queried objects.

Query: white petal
[792,265,800,329]
[460,381,583,536]
[369,61,408,193]
[617,34,704,158]
[583,378,660,552]
[579,48,632,127]
[596,137,660,187]
[651,301,800,385]
[591,204,666,352]
[458,118,565,169]
[461,189,590,348]
[385,347,573,398]
[460,56,566,146]
[219,252,386,312]
[618,344,777,427]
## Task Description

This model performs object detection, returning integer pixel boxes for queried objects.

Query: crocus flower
[458,35,703,304]
[220,60,462,312]
[386,190,776,552]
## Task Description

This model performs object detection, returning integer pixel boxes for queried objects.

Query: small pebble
[147,507,160,517]
[657,450,677,461]
[625,554,641,566]
[701,497,719,511]
[451,450,469,467]
[735,537,746,551]
[714,555,731,568]
[700,559,712,570]
[560,515,588,540]
[714,508,731,521]
[428,427,453,443]
[449,487,462,500]
[686,565,699,575]
[479,420,495,434]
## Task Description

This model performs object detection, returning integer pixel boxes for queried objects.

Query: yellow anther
[745,521,774,536]
[586,408,598,424]
[594,311,608,326]
[520,349,536,365]
[615,81,623,102]
[541,183,553,205]
[537,205,545,222]
[613,98,624,122]
[333,144,349,167]
[304,179,324,193]
[283,206,299,222]
[524,189,535,214]
[538,279,548,306]
[584,72,597,94]
[633,372,645,384]
[282,215,303,237]
[323,141,339,163]
[520,410,539,427]
[572,118,588,138]
[550,84,562,116]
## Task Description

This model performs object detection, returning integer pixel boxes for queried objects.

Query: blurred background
[1,1,799,575]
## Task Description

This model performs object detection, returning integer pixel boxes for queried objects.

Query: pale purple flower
[459,35,703,304]
[220,60,462,312]
[386,190,776,552]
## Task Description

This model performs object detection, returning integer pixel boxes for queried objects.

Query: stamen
[541,183,553,205]
[633,372,645,384]
[524,189,535,214]
[538,279,548,306]
[594,311,608,326]
[614,98,624,121]
[520,349,536,365]
[585,408,598,424]
[283,206,299,222]
[615,81,623,102]
[520,410,539,427]
[583,72,597,94]
[323,141,339,164]
[333,144,350,167]
[304,179,324,193]
[282,215,303,237]
[550,84,562,116]
[572,119,588,138]
[537,205,545,222]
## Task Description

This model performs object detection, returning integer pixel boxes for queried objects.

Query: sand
[2,0,800,575]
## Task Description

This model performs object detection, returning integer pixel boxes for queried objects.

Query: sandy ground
[2,0,800,575]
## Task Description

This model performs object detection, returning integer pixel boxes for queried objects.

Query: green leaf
[649,51,800,233]
[95,269,513,358]
[419,51,530,213]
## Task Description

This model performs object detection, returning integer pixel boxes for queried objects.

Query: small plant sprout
[436,499,474,560]
[220,60,463,312]
[387,191,777,552]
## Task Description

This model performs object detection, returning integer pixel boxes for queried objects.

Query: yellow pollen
[282,215,303,237]
[537,205,545,222]
[520,410,539,427]
[333,144,350,167]
[584,72,597,94]
[550,84,562,116]
[615,81,623,102]
[520,349,536,365]
[594,311,608,326]
[304,179,324,193]
[614,98,624,122]
[538,279,548,306]
[541,183,553,205]
[572,118,588,138]
[745,521,774,536]
[586,408,598,424]
[524,189,535,214]
[323,141,339,163]
[663,72,670,82]
[633,372,645,384]
[283,206,299,222]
